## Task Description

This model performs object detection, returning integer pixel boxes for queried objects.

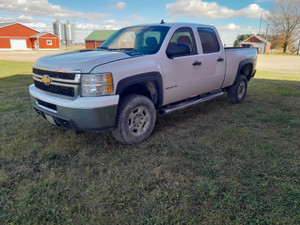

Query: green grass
[257,70,300,81]
[268,52,300,56]
[1,59,300,224]
[0,60,33,78]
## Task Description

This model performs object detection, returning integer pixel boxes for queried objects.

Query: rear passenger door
[195,27,226,93]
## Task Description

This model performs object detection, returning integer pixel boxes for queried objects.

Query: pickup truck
[29,22,257,144]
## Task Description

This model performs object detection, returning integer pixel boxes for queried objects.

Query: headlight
[81,73,114,97]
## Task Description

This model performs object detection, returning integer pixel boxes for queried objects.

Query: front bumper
[29,85,119,131]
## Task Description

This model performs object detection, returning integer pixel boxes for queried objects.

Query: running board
[159,92,224,115]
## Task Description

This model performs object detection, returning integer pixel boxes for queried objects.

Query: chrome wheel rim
[237,81,246,100]
[128,106,151,136]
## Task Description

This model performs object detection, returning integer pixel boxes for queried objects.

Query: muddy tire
[112,94,156,144]
[227,74,248,103]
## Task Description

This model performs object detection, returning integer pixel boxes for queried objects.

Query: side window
[138,31,161,53]
[198,28,220,54]
[168,27,197,56]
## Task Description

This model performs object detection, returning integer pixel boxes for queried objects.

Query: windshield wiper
[118,48,138,52]
[107,48,139,52]
[99,46,110,50]
[99,47,142,55]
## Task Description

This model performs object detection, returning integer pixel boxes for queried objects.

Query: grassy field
[0,60,33,78]
[0,57,299,224]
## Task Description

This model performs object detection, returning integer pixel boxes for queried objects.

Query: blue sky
[0,0,274,45]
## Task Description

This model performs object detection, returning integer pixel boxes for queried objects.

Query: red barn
[0,22,60,50]
[241,35,271,54]
[29,32,60,50]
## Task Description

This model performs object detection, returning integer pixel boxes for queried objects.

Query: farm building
[241,35,271,54]
[0,22,60,50]
[85,30,116,49]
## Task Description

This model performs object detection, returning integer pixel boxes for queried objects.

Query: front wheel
[112,94,156,144]
[227,75,248,103]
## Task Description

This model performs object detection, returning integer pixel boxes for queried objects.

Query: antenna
[160,19,165,24]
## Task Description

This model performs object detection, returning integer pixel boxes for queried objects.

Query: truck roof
[125,22,216,30]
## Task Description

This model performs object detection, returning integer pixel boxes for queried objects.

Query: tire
[112,94,156,144]
[227,74,248,104]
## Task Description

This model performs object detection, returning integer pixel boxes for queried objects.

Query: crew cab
[29,22,257,144]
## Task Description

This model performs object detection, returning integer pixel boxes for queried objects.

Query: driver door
[162,27,202,105]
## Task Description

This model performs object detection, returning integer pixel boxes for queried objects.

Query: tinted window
[167,27,197,56]
[198,28,220,54]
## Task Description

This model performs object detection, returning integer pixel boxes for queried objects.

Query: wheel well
[119,81,160,108]
[240,63,253,81]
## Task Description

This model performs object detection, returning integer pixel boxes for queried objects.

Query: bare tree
[266,0,300,53]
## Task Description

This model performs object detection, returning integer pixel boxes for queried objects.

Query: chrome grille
[33,68,76,80]
[33,67,81,98]
[34,80,75,97]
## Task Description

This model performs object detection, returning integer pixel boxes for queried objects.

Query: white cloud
[84,12,111,20]
[217,24,259,46]
[255,0,273,2]
[130,14,145,22]
[114,2,127,10]
[166,0,267,19]
[101,19,118,25]
[241,26,259,33]
[76,20,130,32]
[23,22,49,30]
[237,4,266,19]
[166,0,234,19]
[0,14,34,23]
[0,0,110,19]
[217,23,259,33]
[17,15,34,23]
[217,23,241,31]
[75,21,130,43]
[101,19,131,27]
[164,19,175,23]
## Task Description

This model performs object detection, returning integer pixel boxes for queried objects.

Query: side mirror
[166,43,192,58]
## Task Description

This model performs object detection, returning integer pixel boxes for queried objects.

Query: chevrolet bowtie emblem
[41,75,51,85]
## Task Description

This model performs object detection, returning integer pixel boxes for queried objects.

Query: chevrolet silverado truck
[29,22,257,144]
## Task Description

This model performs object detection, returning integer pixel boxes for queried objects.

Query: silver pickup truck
[29,22,257,144]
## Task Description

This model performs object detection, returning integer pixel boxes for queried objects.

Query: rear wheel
[227,74,248,103]
[112,94,156,144]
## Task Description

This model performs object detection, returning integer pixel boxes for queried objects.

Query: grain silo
[53,19,65,45]
[64,20,74,47]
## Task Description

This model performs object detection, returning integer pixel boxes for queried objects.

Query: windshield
[99,26,170,55]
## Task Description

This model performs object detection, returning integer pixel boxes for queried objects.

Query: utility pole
[259,14,263,35]
[298,38,300,55]
[265,24,269,41]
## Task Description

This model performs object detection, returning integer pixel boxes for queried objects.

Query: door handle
[217,58,224,62]
[193,61,202,66]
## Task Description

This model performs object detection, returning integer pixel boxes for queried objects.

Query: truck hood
[33,50,132,73]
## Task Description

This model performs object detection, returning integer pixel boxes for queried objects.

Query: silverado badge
[41,75,51,85]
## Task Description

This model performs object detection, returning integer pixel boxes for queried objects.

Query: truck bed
[222,47,257,88]
[224,47,255,51]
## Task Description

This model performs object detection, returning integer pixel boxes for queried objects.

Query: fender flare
[115,72,164,108]
[235,58,255,83]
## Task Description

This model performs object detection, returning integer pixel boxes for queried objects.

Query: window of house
[46,40,53,46]
[197,28,220,54]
